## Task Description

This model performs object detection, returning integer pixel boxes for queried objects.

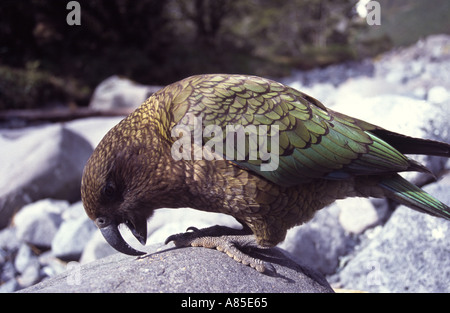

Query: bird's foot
[165,225,275,273]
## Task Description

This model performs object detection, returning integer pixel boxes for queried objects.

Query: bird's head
[81,116,165,256]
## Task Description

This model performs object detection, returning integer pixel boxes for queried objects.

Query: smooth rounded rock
[0,125,92,229]
[19,243,334,293]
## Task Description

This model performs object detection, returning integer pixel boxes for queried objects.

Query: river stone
[19,243,334,293]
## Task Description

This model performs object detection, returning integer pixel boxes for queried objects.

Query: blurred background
[1,0,449,111]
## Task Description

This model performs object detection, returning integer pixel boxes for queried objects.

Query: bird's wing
[168,74,421,187]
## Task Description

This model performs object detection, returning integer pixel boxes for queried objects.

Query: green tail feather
[379,174,450,220]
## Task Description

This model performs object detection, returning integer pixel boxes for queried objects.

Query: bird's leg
[164,225,275,273]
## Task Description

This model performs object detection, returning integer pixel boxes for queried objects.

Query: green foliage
[1,0,171,109]
[0,62,90,110]
[223,0,359,66]
[360,0,450,47]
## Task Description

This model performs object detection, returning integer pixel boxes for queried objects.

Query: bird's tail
[371,128,450,157]
[379,174,450,220]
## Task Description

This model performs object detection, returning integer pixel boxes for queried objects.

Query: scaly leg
[165,225,275,273]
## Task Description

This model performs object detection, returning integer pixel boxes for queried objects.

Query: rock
[0,125,93,229]
[14,243,41,288]
[16,259,41,288]
[374,35,450,84]
[427,85,450,104]
[79,231,117,264]
[0,227,20,252]
[285,81,337,106]
[334,175,450,292]
[89,75,162,111]
[14,243,35,273]
[328,77,406,105]
[14,199,68,248]
[51,202,97,261]
[0,228,20,291]
[0,278,18,293]
[332,95,449,142]
[284,60,374,87]
[38,251,67,278]
[65,117,124,148]
[279,204,352,276]
[1,259,16,285]
[19,243,334,293]
[337,198,389,235]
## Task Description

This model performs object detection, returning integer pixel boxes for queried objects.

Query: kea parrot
[81,74,450,272]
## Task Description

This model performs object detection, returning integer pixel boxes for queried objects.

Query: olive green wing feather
[169,74,421,186]
[165,74,450,220]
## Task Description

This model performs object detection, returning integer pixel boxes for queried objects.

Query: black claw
[165,227,200,246]
[262,262,277,275]
[164,234,177,245]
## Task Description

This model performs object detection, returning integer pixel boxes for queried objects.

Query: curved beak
[125,218,148,246]
[95,217,146,256]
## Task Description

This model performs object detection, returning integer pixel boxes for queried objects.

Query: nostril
[95,217,108,228]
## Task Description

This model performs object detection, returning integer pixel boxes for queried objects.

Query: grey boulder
[51,201,97,261]
[89,75,161,111]
[335,175,450,292]
[19,243,334,293]
[13,199,69,248]
[0,125,93,229]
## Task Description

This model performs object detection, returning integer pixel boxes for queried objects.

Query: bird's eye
[102,183,116,198]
